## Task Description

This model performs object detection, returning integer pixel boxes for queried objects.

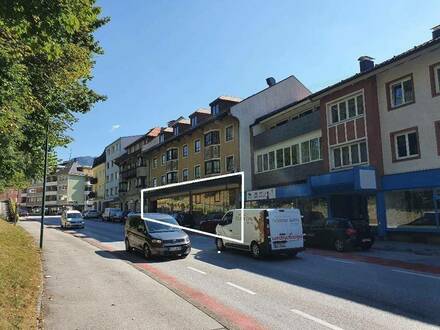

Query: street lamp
[39,119,49,249]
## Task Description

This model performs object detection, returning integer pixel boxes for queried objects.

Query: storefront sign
[246,188,276,201]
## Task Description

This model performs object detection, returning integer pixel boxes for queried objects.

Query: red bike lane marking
[306,249,440,275]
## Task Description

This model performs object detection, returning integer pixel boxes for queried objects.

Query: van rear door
[267,209,303,250]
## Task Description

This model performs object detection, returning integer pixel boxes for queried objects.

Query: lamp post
[39,120,49,249]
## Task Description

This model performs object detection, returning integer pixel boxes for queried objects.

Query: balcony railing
[166,160,178,172]
[204,145,220,160]
[121,168,137,180]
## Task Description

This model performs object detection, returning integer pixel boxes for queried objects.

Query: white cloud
[110,124,120,132]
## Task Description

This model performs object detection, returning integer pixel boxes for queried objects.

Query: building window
[329,92,364,124]
[205,160,220,175]
[225,156,234,173]
[284,147,291,167]
[212,104,220,115]
[391,128,419,161]
[182,144,189,158]
[174,126,180,136]
[191,116,198,127]
[276,149,284,168]
[301,141,310,163]
[268,151,275,170]
[194,139,201,153]
[152,178,157,187]
[159,134,165,143]
[166,148,178,161]
[204,131,220,146]
[387,75,415,109]
[166,172,178,184]
[194,165,201,178]
[161,153,166,165]
[263,154,268,171]
[161,175,166,185]
[331,141,368,169]
[436,121,440,156]
[153,158,158,168]
[430,62,440,97]
[257,155,263,172]
[182,168,189,181]
[225,125,234,142]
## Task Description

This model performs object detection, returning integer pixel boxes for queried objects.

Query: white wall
[377,46,440,175]
[231,76,311,190]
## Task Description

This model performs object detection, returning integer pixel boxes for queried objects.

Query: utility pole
[39,120,49,249]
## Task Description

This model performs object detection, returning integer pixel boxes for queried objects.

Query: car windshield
[67,213,82,218]
[144,217,179,232]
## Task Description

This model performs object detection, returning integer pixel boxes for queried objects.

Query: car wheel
[143,244,151,259]
[125,238,132,252]
[250,242,261,259]
[215,238,225,251]
[334,239,346,252]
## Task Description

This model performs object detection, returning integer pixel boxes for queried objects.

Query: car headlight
[184,236,190,243]
[151,239,162,244]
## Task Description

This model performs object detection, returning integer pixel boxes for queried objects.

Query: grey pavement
[21,216,440,330]
[20,217,222,330]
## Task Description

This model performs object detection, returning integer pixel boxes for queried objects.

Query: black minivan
[125,213,191,259]
[303,217,374,252]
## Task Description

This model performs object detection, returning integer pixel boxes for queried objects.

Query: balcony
[121,168,136,180]
[136,166,148,177]
[204,145,220,160]
[166,160,178,172]
[119,182,128,193]
[254,110,321,150]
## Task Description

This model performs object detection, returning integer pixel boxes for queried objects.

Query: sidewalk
[19,221,223,330]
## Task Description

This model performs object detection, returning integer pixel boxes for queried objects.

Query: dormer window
[212,104,220,116]
[174,126,180,136]
[159,134,165,143]
[191,116,198,127]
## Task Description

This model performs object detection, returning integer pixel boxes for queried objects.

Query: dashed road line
[187,266,207,275]
[290,309,344,330]
[391,269,440,280]
[325,257,356,264]
[226,282,256,295]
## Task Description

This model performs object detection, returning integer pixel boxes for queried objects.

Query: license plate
[169,246,181,251]
[362,238,371,243]
[273,242,286,248]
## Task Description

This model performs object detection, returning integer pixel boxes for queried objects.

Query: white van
[61,210,85,229]
[215,208,304,258]
[102,208,122,222]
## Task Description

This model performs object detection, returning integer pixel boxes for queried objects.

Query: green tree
[0,0,108,191]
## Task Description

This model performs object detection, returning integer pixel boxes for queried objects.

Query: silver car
[61,210,85,229]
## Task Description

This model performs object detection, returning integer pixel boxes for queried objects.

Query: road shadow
[95,249,185,265]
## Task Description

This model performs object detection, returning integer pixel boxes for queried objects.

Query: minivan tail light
[346,228,357,236]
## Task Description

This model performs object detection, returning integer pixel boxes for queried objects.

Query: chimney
[266,77,276,87]
[432,25,440,40]
[358,56,375,73]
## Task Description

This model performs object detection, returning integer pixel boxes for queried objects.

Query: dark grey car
[124,213,191,259]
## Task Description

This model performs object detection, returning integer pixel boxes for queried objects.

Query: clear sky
[56,0,440,161]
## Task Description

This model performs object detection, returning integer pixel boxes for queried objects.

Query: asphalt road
[22,216,440,330]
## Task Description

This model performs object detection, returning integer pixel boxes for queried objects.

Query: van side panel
[242,210,265,246]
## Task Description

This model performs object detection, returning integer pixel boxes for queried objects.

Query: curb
[306,248,440,275]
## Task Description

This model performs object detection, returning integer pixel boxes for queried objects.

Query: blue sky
[57,0,440,160]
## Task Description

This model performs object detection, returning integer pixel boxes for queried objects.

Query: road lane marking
[325,257,356,264]
[290,309,344,330]
[391,269,440,280]
[226,282,256,295]
[187,266,207,275]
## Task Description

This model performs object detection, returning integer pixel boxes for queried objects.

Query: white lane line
[187,266,207,275]
[290,309,344,330]
[325,257,356,264]
[226,282,256,295]
[392,269,440,280]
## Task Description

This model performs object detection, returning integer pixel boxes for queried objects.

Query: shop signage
[246,188,276,201]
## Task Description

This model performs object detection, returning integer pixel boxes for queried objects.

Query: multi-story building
[141,96,242,222]
[247,27,440,242]
[91,151,106,212]
[115,127,161,212]
[104,136,142,208]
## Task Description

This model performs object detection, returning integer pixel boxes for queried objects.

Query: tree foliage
[0,0,108,191]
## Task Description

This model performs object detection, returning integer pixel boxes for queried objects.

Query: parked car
[110,209,124,222]
[173,212,195,228]
[18,208,29,217]
[102,208,122,222]
[303,217,374,252]
[215,208,305,258]
[199,213,224,233]
[125,213,191,259]
[83,209,100,219]
[121,210,132,223]
[61,210,85,229]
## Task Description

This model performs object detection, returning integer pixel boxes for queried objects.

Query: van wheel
[125,238,131,252]
[215,238,225,251]
[334,239,346,252]
[250,242,261,259]
[143,244,151,259]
